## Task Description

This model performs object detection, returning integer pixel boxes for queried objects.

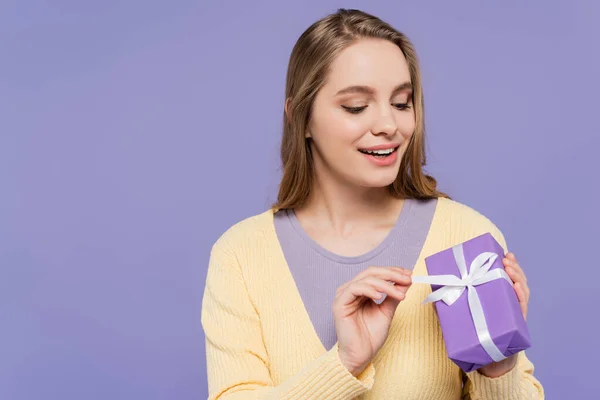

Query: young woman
[201,8,544,399]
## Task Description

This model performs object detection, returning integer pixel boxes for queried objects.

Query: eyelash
[342,103,412,114]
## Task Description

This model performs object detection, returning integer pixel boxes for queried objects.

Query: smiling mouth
[358,146,399,158]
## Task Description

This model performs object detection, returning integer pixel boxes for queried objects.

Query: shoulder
[436,197,508,251]
[210,208,275,255]
[437,197,497,225]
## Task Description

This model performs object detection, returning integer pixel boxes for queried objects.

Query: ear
[305,129,312,138]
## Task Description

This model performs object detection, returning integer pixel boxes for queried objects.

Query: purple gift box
[422,232,531,372]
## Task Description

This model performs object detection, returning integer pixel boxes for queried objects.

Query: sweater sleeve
[462,351,544,399]
[461,215,545,399]
[201,241,376,400]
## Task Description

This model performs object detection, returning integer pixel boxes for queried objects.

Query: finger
[521,281,531,302]
[514,282,528,320]
[397,267,413,276]
[351,266,412,286]
[359,276,411,296]
[513,281,526,302]
[358,276,409,308]
[357,277,408,304]
[336,267,412,307]
[504,264,524,284]
[374,265,413,274]
[337,281,384,306]
[510,272,531,305]
[354,266,412,280]
[355,277,408,302]
[378,287,404,317]
[503,256,526,279]
[503,259,526,284]
[360,266,412,279]
[338,280,405,308]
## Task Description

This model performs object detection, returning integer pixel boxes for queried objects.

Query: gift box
[413,232,531,372]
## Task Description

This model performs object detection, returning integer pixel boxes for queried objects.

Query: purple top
[273,197,438,349]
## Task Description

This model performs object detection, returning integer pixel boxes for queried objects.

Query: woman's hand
[333,266,413,377]
[478,252,530,378]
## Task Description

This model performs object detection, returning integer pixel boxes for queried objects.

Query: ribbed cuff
[229,342,376,400]
[284,342,375,399]
[317,343,375,398]
[466,362,520,399]
[333,343,376,390]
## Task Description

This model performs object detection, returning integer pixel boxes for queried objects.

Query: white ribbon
[412,244,513,362]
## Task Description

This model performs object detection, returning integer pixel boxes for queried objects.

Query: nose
[371,107,397,136]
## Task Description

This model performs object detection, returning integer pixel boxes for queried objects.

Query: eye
[393,103,412,110]
[342,105,366,114]
[342,103,412,114]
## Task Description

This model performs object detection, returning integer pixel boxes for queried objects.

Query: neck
[295,169,403,236]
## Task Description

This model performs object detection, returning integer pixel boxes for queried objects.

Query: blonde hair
[272,8,450,212]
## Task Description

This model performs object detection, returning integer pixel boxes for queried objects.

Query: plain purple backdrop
[1,1,598,398]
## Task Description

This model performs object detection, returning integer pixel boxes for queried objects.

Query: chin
[359,173,398,188]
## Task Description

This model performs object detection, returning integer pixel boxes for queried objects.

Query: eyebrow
[335,82,413,97]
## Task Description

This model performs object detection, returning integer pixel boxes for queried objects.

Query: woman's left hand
[477,252,530,378]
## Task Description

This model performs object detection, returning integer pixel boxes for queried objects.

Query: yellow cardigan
[201,197,544,399]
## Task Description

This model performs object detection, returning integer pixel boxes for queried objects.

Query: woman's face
[307,38,415,189]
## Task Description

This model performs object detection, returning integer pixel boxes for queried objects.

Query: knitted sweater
[272,197,437,351]
[201,197,545,399]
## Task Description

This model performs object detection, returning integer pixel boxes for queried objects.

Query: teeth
[362,148,395,155]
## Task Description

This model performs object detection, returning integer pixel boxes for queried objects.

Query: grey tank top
[273,197,438,350]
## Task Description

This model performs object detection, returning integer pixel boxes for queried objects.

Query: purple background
[1,1,597,398]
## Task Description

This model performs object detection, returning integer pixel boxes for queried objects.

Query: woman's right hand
[333,266,413,376]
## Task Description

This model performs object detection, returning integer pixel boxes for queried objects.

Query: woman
[201,8,544,399]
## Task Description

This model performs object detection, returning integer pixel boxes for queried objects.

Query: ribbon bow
[412,243,513,362]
